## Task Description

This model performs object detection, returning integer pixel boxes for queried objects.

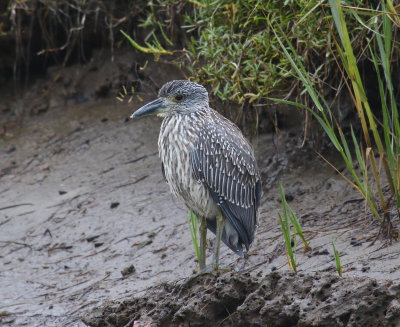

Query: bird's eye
[175,94,184,101]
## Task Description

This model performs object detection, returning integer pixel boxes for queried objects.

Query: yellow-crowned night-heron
[131,80,261,270]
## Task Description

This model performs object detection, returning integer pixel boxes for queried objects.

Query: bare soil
[1,51,400,327]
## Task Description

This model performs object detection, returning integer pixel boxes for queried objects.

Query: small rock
[277,193,294,203]
[59,190,67,195]
[350,240,363,247]
[110,202,120,209]
[137,239,152,249]
[121,264,136,277]
[312,249,329,256]
[86,235,100,242]
[285,193,294,202]
[101,117,109,123]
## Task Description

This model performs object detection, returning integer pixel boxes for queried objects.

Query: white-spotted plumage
[152,81,262,254]
[159,111,220,219]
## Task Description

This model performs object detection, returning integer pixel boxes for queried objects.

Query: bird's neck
[160,108,210,145]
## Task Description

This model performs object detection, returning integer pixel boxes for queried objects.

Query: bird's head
[130,80,209,118]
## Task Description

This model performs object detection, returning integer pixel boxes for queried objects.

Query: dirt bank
[1,54,400,327]
[83,271,400,327]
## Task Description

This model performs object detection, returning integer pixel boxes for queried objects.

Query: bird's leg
[199,216,207,271]
[213,214,225,270]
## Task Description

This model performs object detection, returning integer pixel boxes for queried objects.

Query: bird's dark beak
[130,98,165,118]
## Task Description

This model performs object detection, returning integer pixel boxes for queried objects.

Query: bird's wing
[190,110,261,250]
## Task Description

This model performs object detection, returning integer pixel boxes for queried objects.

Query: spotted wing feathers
[191,110,261,250]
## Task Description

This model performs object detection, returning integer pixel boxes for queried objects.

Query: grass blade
[279,184,311,252]
[332,242,342,277]
[278,212,297,273]
[120,30,173,55]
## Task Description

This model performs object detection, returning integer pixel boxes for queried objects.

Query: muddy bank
[83,270,400,327]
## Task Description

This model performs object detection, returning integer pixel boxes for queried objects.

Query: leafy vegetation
[273,0,400,234]
[185,0,333,104]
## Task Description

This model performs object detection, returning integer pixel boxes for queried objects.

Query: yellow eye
[175,94,184,101]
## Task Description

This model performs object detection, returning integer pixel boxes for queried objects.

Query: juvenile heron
[131,80,261,270]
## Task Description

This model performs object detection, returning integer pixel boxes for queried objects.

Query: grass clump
[185,0,332,104]
[125,0,339,106]
[278,184,311,272]
[121,1,398,129]
[273,0,400,235]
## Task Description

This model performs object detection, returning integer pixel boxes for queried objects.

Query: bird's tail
[206,219,244,256]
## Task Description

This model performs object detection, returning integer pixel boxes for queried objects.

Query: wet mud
[1,54,400,326]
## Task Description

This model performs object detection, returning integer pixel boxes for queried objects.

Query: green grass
[279,184,311,272]
[272,1,400,234]
[278,211,297,273]
[184,0,333,104]
[123,0,350,108]
[332,242,342,277]
[120,30,173,55]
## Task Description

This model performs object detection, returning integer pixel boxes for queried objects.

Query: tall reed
[272,0,399,236]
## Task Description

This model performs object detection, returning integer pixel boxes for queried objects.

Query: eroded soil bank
[84,271,400,327]
[1,52,400,327]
